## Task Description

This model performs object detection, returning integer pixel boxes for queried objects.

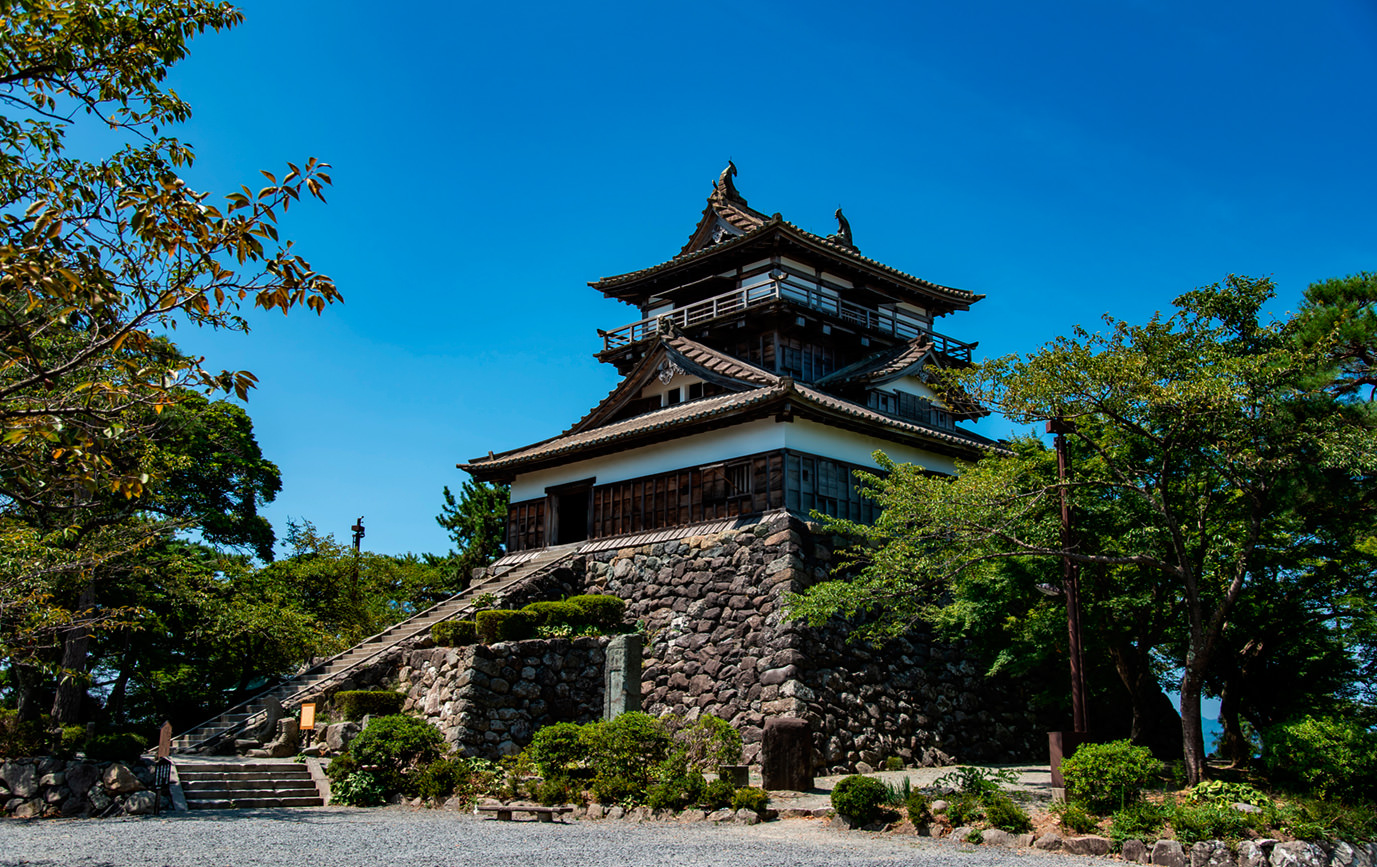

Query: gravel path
[0,807,1092,867]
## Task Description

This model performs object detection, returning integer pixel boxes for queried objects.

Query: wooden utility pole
[1048,418,1088,734]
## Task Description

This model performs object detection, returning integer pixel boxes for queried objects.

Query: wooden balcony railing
[599,273,974,362]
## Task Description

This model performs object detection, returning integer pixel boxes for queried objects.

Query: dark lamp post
[1046,418,1089,735]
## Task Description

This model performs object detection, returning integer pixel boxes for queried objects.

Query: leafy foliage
[667,713,743,772]
[331,771,385,807]
[345,714,445,795]
[528,721,585,781]
[1109,800,1169,845]
[431,619,477,646]
[982,793,1032,833]
[932,765,1020,798]
[1061,740,1163,814]
[1052,800,1098,834]
[1261,715,1377,802]
[830,774,892,824]
[334,691,405,721]
[731,786,769,814]
[435,481,509,580]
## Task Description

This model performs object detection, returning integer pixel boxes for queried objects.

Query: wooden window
[664,387,681,406]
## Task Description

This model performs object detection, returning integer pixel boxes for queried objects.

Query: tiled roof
[461,377,1000,476]
[665,334,779,386]
[592,218,980,308]
[815,339,934,388]
[462,385,789,472]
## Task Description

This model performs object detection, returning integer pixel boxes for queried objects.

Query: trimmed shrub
[732,786,769,814]
[883,757,904,771]
[529,721,586,781]
[412,757,473,801]
[347,714,445,795]
[523,601,585,628]
[335,690,405,720]
[476,609,537,643]
[983,792,1032,833]
[566,594,625,629]
[535,777,580,807]
[831,774,891,824]
[1262,715,1377,802]
[677,714,743,772]
[325,753,357,781]
[1061,739,1163,813]
[646,770,707,811]
[581,712,671,783]
[84,732,147,761]
[431,620,477,646]
[702,778,736,809]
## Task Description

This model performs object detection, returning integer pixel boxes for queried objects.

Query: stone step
[183,782,318,796]
[179,771,314,783]
[186,796,323,809]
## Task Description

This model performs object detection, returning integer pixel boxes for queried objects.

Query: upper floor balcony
[598,270,975,362]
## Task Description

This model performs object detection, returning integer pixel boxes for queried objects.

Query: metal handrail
[172,555,568,752]
[600,275,974,361]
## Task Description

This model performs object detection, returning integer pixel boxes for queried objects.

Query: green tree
[789,276,1377,784]
[0,0,338,510]
[436,481,508,582]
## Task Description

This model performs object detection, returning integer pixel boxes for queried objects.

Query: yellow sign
[299,703,316,731]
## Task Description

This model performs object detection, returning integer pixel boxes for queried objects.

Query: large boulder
[1064,835,1112,857]
[1273,842,1326,867]
[1192,840,1236,867]
[102,763,143,795]
[1122,839,1151,863]
[0,762,38,799]
[64,763,101,799]
[123,791,158,815]
[1153,839,1188,867]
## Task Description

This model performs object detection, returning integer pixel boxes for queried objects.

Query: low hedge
[566,594,625,629]
[432,620,477,646]
[335,690,405,720]
[524,600,586,628]
[83,732,147,761]
[476,609,537,643]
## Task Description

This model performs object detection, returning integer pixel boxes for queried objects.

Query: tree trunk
[12,662,48,723]
[1110,640,1183,758]
[1216,680,1251,768]
[1179,668,1208,785]
[50,579,96,724]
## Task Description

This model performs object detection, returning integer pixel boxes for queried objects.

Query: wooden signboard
[157,721,172,760]
[299,703,316,731]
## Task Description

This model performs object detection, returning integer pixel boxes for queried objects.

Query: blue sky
[156,0,1377,558]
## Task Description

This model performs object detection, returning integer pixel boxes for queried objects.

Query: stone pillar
[603,634,642,720]
[761,717,813,791]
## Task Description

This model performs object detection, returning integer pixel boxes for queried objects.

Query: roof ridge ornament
[827,207,857,251]
[712,160,747,206]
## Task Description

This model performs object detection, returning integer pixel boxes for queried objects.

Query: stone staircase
[170,543,583,754]
[176,760,323,809]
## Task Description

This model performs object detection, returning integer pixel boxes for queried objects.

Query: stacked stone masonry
[0,758,162,818]
[397,638,606,760]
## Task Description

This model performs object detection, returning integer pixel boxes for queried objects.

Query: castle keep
[461,165,1037,770]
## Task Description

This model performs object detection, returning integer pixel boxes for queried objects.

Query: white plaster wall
[638,373,704,405]
[509,417,960,501]
[887,375,941,403]
[781,419,959,475]
[510,419,785,500]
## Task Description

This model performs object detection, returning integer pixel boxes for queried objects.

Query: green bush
[325,753,357,781]
[523,600,586,628]
[965,828,985,844]
[431,620,477,646]
[84,732,147,761]
[1262,715,1377,802]
[566,594,625,629]
[347,714,445,795]
[1110,800,1169,845]
[1186,780,1273,810]
[905,790,932,824]
[332,770,386,806]
[1275,795,1377,842]
[932,765,1019,797]
[335,690,405,720]
[1170,801,1257,843]
[645,770,706,811]
[883,757,904,771]
[1061,740,1163,813]
[831,775,892,824]
[529,721,585,780]
[701,778,736,809]
[676,714,742,772]
[1053,800,1098,834]
[983,793,1032,833]
[411,757,476,802]
[581,712,671,787]
[0,710,46,758]
[58,725,87,758]
[946,793,985,827]
[476,609,537,643]
[732,786,769,814]
[534,777,580,807]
